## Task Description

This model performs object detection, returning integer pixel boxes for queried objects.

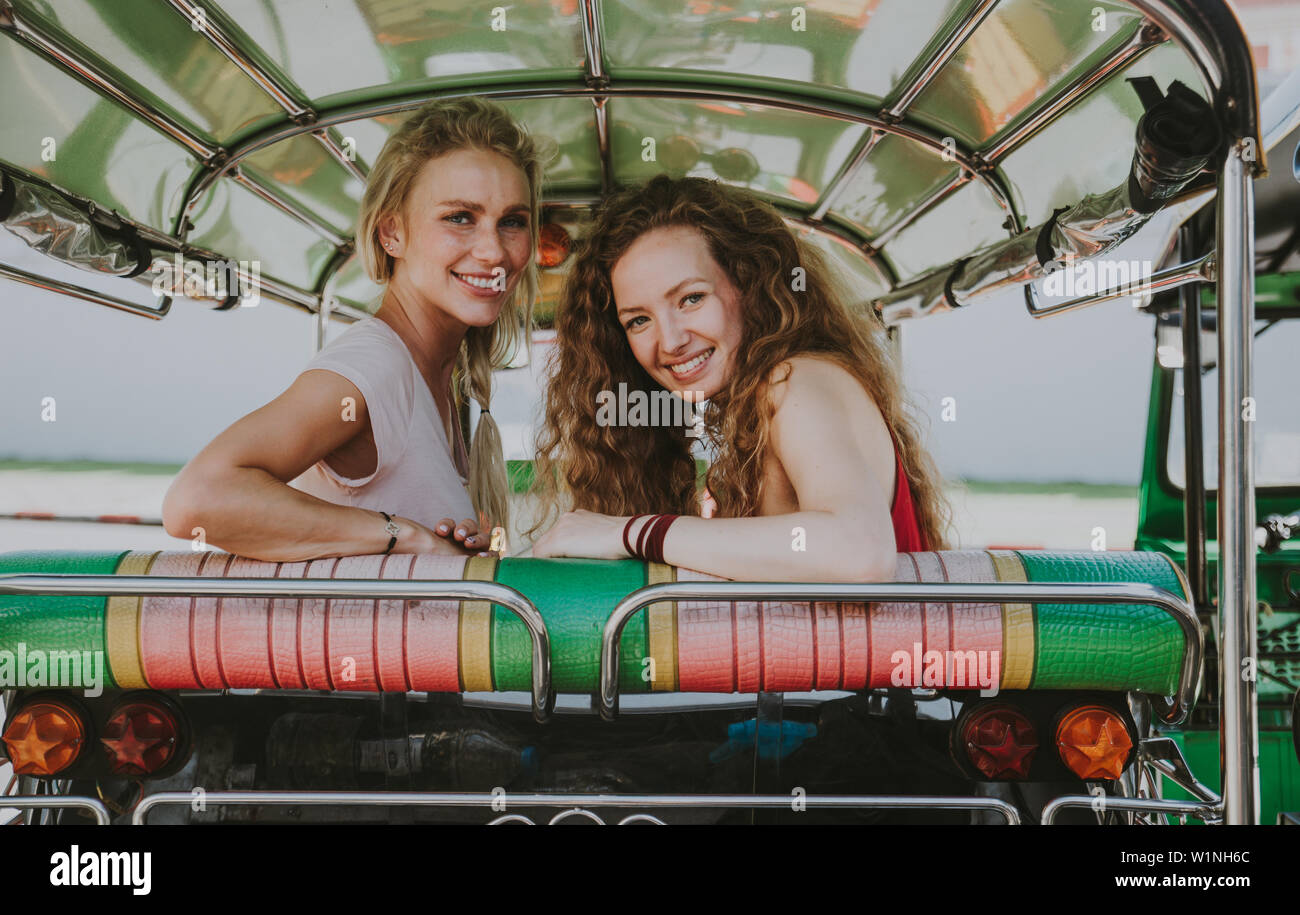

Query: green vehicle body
[1137,273,1300,823]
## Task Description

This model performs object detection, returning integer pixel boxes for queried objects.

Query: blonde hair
[357,97,545,539]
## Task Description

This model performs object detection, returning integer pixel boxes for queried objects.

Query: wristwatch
[380,511,400,554]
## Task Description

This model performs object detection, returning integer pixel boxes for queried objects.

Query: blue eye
[444,212,471,225]
[682,292,704,306]
[624,315,648,330]
[502,216,528,229]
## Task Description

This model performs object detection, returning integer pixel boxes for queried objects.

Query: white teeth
[669,349,713,375]
[454,271,498,289]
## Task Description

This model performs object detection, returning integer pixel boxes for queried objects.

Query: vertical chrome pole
[1215,139,1258,825]
[315,294,331,353]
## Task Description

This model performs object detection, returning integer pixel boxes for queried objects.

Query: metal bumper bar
[597,581,1202,723]
[0,574,554,721]
[129,790,1020,825]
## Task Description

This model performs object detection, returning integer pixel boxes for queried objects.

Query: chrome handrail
[3,796,112,825]
[596,581,1202,724]
[0,574,554,722]
[1041,794,1220,825]
[1025,252,1215,319]
[130,790,1020,825]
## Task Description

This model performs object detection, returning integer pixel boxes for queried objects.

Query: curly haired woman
[529,175,949,581]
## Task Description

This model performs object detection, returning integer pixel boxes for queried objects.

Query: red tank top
[889,432,929,553]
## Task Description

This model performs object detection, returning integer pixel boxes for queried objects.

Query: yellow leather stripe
[459,555,498,691]
[989,550,1034,690]
[107,551,160,689]
[646,562,677,691]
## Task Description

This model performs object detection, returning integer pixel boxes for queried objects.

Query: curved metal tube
[597,581,1202,724]
[3,795,112,825]
[132,789,1019,825]
[1042,794,1220,825]
[0,574,553,722]
[171,80,1024,240]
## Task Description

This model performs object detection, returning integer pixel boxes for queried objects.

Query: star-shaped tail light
[956,703,1039,780]
[101,699,182,777]
[1055,705,1135,781]
[1,697,87,776]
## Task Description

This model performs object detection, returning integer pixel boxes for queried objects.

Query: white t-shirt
[289,317,475,529]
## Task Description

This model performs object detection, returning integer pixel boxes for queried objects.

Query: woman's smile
[611,225,744,400]
[665,346,715,383]
[450,268,507,296]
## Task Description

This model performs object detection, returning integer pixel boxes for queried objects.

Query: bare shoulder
[766,354,879,418]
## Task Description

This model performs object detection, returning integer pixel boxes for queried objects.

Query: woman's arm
[532,358,900,581]
[162,370,483,561]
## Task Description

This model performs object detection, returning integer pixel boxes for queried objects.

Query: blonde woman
[163,98,541,561]
[529,175,949,581]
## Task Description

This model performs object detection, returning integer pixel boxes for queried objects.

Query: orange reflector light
[1,699,86,776]
[101,700,180,777]
[960,704,1038,779]
[1055,705,1133,780]
[537,223,572,268]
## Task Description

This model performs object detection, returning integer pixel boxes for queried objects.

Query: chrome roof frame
[1,0,1244,323]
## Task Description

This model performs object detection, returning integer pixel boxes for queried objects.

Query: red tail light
[2,697,87,776]
[957,703,1038,779]
[101,698,181,777]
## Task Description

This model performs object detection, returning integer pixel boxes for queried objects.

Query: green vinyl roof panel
[907,0,1143,147]
[186,180,338,289]
[8,0,283,144]
[213,0,587,103]
[610,97,868,207]
[1000,41,1206,226]
[0,35,198,231]
[602,0,968,103]
[829,133,961,237]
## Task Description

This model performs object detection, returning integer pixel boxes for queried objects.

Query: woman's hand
[395,516,494,556]
[531,509,632,560]
[433,517,493,553]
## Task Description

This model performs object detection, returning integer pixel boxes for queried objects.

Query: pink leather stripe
[271,562,309,688]
[220,556,281,688]
[840,603,869,689]
[912,552,951,660]
[405,555,466,691]
[761,602,815,691]
[735,601,761,692]
[139,552,207,688]
[374,553,414,691]
[675,567,735,691]
[329,555,384,690]
[943,550,1002,687]
[869,554,922,687]
[193,552,234,687]
[812,602,839,690]
[298,558,337,690]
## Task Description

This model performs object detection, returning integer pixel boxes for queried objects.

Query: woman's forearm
[163,465,408,561]
[655,512,896,582]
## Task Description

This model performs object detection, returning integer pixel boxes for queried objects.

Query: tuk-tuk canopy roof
[0,0,1261,317]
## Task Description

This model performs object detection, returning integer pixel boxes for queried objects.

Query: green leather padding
[493,558,649,692]
[0,550,126,689]
[1017,551,1186,694]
